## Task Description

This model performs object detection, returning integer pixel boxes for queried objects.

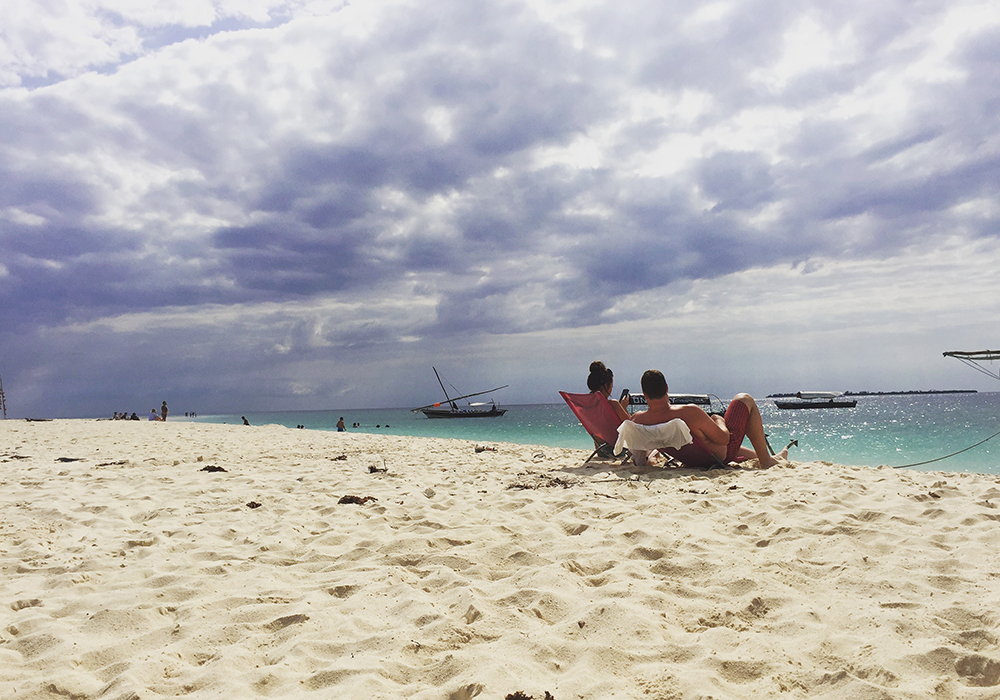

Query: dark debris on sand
[508,474,574,490]
[338,495,377,505]
[200,465,227,472]
[506,693,555,700]
[246,501,262,509]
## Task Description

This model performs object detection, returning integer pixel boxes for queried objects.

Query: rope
[892,425,1000,468]
[950,357,1000,381]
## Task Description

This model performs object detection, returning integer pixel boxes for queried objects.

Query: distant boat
[420,403,507,419]
[412,367,508,419]
[774,391,857,409]
[627,392,715,410]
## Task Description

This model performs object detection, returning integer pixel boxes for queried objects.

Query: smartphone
[620,388,631,402]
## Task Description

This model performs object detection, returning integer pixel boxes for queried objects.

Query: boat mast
[411,383,511,412]
[0,373,6,419]
[433,367,458,410]
[410,369,509,412]
[943,350,1000,381]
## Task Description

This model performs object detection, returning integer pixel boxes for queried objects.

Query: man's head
[641,370,668,400]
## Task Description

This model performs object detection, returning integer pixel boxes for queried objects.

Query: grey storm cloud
[2,0,1000,416]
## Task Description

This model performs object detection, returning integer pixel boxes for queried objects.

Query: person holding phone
[586,361,631,423]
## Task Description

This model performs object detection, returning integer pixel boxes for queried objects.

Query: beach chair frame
[559,391,631,464]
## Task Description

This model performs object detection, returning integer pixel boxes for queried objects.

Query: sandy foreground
[2,420,1000,700]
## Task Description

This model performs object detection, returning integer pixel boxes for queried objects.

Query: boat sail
[411,367,508,418]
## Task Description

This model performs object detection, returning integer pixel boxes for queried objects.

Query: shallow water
[185,392,1000,475]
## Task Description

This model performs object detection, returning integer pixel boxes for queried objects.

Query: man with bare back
[631,369,787,468]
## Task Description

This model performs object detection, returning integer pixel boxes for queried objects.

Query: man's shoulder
[672,403,711,421]
[633,406,680,425]
[635,403,709,425]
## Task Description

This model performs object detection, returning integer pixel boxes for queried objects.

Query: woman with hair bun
[587,361,631,423]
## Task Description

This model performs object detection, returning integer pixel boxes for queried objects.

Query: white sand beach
[2,419,1000,699]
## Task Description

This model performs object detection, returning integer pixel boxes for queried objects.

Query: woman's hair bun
[587,361,612,392]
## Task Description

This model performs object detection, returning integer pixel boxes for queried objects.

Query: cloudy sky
[2,0,999,418]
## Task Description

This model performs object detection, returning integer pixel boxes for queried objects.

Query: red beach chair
[614,415,732,469]
[559,391,631,464]
[660,440,731,469]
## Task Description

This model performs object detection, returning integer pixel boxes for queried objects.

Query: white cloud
[0,0,141,86]
[0,0,348,87]
[751,16,860,94]
[0,207,46,225]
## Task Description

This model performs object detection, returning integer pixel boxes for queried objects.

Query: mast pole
[0,373,6,420]
[410,384,510,412]
[433,367,458,410]
[410,368,508,412]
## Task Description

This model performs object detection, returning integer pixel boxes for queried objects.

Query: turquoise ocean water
[184,392,1000,475]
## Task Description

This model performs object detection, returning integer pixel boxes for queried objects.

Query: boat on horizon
[626,392,717,411]
[412,368,508,419]
[774,391,858,410]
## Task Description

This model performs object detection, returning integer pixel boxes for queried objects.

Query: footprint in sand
[956,654,1000,687]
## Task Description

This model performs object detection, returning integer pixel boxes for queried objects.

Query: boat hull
[775,400,857,409]
[420,407,507,418]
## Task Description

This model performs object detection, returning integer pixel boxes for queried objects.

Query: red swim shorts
[724,399,750,462]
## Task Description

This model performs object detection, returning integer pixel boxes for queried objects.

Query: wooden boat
[420,403,507,419]
[774,391,857,409]
[412,367,508,418]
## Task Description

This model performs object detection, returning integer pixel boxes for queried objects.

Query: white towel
[615,419,692,455]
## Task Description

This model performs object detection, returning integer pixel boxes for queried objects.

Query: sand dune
[2,419,1000,699]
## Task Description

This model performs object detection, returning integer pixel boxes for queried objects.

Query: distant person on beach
[130,412,139,420]
[149,409,161,421]
[588,361,631,423]
[242,416,250,426]
[161,401,168,421]
[631,369,787,468]
[336,417,346,432]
